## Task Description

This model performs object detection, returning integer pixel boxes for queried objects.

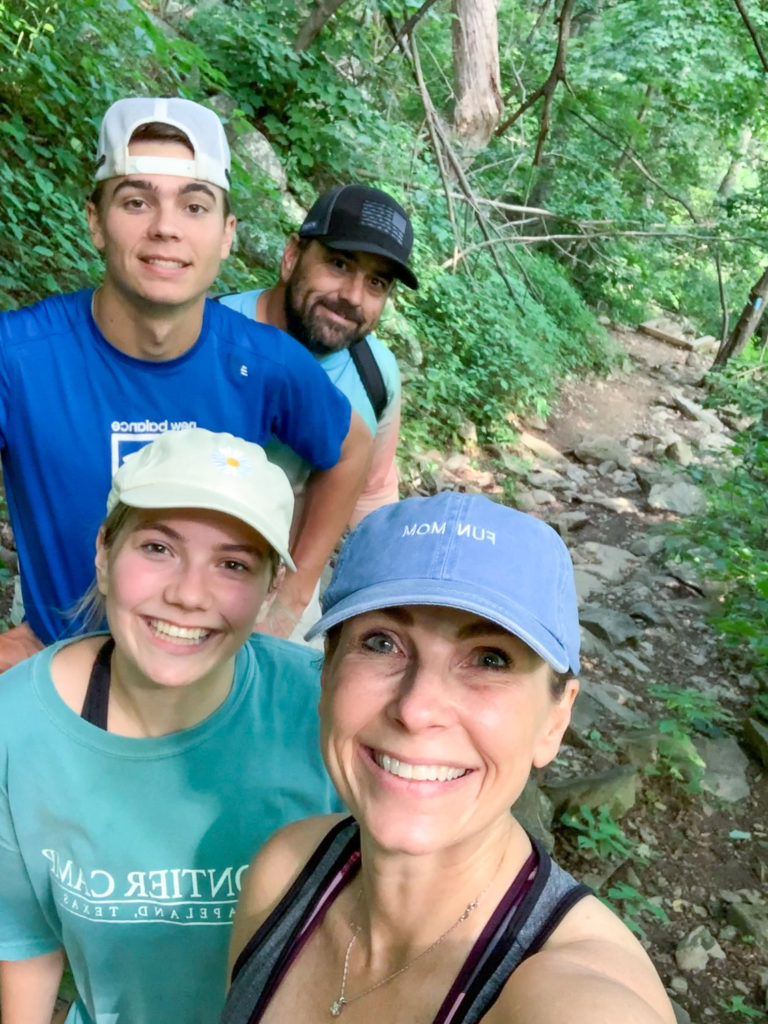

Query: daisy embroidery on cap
[212,446,252,475]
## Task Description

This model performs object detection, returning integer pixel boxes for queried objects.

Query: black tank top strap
[80,636,115,730]
[432,837,592,1024]
[224,817,361,1024]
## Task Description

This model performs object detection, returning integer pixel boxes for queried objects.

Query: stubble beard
[283,281,367,355]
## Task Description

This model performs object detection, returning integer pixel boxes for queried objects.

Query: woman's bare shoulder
[244,814,350,902]
[228,814,349,975]
[485,894,676,1024]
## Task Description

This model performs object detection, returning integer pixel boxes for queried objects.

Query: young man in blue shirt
[0,98,372,668]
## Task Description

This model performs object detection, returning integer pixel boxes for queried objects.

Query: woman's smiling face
[320,605,578,857]
[98,507,274,694]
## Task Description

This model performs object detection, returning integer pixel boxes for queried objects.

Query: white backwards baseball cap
[95,96,231,191]
[107,429,295,570]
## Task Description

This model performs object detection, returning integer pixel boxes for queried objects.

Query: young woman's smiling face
[320,606,578,857]
[98,507,273,695]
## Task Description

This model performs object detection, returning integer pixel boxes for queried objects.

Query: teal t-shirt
[0,634,339,1024]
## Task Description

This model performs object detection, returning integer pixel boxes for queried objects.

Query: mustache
[316,298,364,325]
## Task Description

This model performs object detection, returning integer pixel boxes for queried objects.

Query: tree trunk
[712,263,768,368]
[294,0,350,52]
[717,126,753,198]
[451,0,502,150]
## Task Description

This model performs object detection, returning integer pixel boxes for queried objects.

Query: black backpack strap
[349,338,387,421]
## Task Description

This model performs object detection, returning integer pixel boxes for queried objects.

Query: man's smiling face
[87,139,235,316]
[282,238,394,355]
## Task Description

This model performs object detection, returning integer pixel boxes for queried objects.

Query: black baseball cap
[298,185,418,289]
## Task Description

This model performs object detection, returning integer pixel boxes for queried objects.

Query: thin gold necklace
[329,875,496,1018]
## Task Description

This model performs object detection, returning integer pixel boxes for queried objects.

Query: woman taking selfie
[223,491,675,1024]
[0,429,339,1024]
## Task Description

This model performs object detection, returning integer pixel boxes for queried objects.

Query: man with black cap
[0,98,373,669]
[220,185,418,531]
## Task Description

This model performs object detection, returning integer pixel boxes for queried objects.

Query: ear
[94,526,109,596]
[532,678,579,769]
[86,201,106,252]
[220,213,237,260]
[279,234,302,283]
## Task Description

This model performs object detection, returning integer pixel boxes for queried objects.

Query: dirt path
[527,329,768,1022]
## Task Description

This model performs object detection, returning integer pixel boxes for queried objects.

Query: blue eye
[474,648,510,670]
[361,632,396,654]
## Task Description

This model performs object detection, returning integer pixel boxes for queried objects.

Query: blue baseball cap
[306,492,580,674]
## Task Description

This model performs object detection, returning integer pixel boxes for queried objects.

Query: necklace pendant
[330,998,346,1017]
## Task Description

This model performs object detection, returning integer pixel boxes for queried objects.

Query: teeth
[149,620,210,644]
[375,753,467,782]
[145,258,185,268]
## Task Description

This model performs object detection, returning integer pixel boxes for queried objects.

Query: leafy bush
[666,357,768,679]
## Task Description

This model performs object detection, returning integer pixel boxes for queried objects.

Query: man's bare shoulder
[485,894,675,1024]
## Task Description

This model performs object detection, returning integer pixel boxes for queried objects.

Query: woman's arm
[0,949,65,1024]
[490,896,675,1024]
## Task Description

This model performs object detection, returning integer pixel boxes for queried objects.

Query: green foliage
[719,996,767,1020]
[646,682,734,790]
[603,882,669,941]
[0,0,228,307]
[559,806,636,861]
[666,359,768,679]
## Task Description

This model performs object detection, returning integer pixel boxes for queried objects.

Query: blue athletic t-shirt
[0,632,339,1024]
[0,291,351,643]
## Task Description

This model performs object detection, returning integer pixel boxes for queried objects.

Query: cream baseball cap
[94,96,231,191]
[107,429,295,570]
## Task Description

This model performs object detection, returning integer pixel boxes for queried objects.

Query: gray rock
[696,736,751,802]
[590,495,641,514]
[614,649,650,674]
[647,480,706,514]
[511,776,555,850]
[726,901,768,950]
[550,511,591,538]
[580,605,643,645]
[236,129,287,190]
[627,600,669,625]
[527,468,566,489]
[743,718,768,769]
[674,925,726,971]
[671,999,692,1024]
[665,438,694,466]
[516,431,568,463]
[573,435,632,469]
[574,542,639,582]
[628,534,667,557]
[542,765,639,818]
[530,488,558,505]
[573,568,603,601]
[670,391,724,430]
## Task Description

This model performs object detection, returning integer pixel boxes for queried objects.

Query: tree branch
[384,0,443,57]
[390,18,527,309]
[732,0,768,73]
[569,108,700,223]
[293,0,350,52]
[495,0,576,167]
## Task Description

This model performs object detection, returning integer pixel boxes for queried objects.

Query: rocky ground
[404,325,768,1023]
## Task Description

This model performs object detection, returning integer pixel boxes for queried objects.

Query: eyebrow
[111,179,218,202]
[133,520,265,556]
